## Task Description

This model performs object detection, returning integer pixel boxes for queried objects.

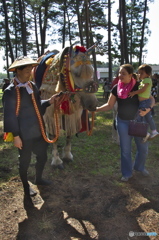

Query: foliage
[110,0,154,65]
[0,73,7,79]
[0,0,155,73]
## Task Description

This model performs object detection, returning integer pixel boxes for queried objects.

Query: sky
[144,0,159,64]
[0,0,159,73]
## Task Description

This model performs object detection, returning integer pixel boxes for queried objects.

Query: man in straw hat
[3,56,56,198]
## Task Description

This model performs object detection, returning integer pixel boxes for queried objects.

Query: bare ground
[0,106,159,240]
[0,156,159,240]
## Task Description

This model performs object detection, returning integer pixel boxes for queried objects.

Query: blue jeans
[138,99,156,131]
[117,116,148,178]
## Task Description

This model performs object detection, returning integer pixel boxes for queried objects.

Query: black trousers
[18,136,48,187]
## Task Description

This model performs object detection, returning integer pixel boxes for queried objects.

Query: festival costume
[112,81,148,179]
[3,79,51,196]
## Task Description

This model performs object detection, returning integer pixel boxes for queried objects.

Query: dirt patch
[0,163,159,240]
[1,102,159,240]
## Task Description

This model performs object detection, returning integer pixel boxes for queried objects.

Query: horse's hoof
[63,158,73,163]
[57,164,64,170]
[51,164,64,170]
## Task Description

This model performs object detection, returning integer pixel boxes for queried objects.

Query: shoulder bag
[128,113,148,138]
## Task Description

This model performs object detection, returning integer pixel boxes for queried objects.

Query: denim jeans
[138,99,156,131]
[117,116,148,178]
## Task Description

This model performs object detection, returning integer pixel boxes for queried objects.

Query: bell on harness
[83,81,98,93]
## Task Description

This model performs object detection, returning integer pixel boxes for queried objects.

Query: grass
[0,84,159,185]
[37,211,55,232]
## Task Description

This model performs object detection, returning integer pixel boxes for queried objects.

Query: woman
[96,64,155,181]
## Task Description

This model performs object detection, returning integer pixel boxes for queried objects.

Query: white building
[97,68,115,82]
[151,65,159,75]
[96,65,159,82]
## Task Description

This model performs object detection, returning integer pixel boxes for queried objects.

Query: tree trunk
[139,0,147,65]
[2,0,14,64]
[121,0,129,63]
[75,0,83,45]
[18,0,27,55]
[41,0,49,55]
[62,0,66,48]
[85,0,90,48]
[33,11,40,57]
[118,0,124,64]
[108,0,112,82]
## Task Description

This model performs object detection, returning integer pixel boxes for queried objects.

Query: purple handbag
[128,116,148,138]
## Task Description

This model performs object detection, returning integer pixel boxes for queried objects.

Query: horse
[32,44,98,169]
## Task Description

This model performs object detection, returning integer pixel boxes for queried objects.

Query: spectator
[151,77,158,116]
[111,72,120,144]
[2,78,10,92]
[103,78,111,100]
[96,64,155,181]
[129,64,159,141]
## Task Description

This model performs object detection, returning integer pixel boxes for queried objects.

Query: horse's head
[70,45,94,79]
[32,44,98,112]
[59,44,98,111]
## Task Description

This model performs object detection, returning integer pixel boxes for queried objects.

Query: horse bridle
[62,52,98,94]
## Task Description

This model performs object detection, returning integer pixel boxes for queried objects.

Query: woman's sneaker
[149,131,159,140]
[121,176,128,182]
[141,169,149,176]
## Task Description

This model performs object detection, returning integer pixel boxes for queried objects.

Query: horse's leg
[51,141,64,169]
[62,136,73,162]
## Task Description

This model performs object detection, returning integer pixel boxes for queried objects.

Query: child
[3,56,56,198]
[129,64,159,141]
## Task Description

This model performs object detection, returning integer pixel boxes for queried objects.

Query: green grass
[0,86,159,185]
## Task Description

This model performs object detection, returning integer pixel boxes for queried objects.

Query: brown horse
[32,44,98,168]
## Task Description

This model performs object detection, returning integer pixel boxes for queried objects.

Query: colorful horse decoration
[32,43,98,168]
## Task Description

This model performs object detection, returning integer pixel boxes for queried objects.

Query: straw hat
[8,56,39,72]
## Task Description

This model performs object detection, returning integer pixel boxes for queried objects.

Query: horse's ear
[69,41,81,58]
[69,45,75,58]
[86,43,97,56]
[69,45,73,57]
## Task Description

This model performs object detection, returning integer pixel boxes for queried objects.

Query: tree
[108,0,112,81]
[111,0,153,65]
[0,0,155,73]
[17,0,27,55]
[139,0,148,65]
[1,0,14,64]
